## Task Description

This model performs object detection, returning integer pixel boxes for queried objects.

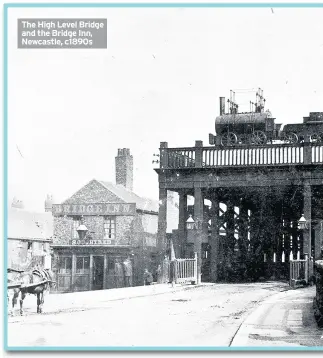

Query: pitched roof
[98,180,159,213]
[8,207,53,241]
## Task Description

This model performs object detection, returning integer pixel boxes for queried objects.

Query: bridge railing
[159,141,323,169]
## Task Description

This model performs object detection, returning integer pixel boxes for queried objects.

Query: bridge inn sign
[52,203,136,216]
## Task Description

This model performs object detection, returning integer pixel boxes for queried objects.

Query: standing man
[143,269,153,286]
[123,257,133,287]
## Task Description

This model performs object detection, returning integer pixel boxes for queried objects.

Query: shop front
[52,245,134,293]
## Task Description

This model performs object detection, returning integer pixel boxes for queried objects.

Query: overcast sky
[7,6,323,212]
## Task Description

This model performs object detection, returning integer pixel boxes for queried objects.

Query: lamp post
[186,214,202,284]
[298,214,313,283]
[298,214,307,231]
[298,214,310,258]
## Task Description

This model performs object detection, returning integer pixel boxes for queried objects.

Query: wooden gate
[289,258,314,287]
[174,254,198,284]
[159,253,198,285]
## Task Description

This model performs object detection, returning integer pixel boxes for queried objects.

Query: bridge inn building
[51,149,162,293]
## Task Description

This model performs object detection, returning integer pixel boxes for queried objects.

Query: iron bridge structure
[154,109,323,283]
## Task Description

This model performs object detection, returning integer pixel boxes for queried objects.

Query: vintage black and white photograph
[4,2,323,351]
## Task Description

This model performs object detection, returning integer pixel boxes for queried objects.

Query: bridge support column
[303,182,312,259]
[226,199,235,279]
[238,200,249,277]
[210,194,220,282]
[194,187,204,284]
[178,191,187,257]
[157,188,168,261]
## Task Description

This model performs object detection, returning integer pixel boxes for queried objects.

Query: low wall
[314,260,323,327]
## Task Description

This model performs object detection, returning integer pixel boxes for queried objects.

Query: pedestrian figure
[169,260,176,287]
[115,258,124,288]
[143,269,153,286]
[156,264,162,284]
[123,257,133,287]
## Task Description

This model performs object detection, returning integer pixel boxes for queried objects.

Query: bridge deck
[159,142,323,169]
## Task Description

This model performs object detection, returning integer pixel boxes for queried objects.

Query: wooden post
[210,194,220,282]
[303,182,312,257]
[103,254,107,290]
[314,222,323,260]
[239,200,249,260]
[160,142,168,169]
[303,181,312,284]
[194,187,204,284]
[193,252,198,284]
[195,140,203,168]
[178,190,187,257]
[157,188,168,262]
[71,254,76,292]
[303,136,312,164]
[226,199,235,271]
[89,255,93,291]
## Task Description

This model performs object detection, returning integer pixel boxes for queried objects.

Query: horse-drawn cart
[7,267,56,315]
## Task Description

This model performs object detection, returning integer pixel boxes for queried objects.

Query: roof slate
[98,180,159,213]
[8,208,54,241]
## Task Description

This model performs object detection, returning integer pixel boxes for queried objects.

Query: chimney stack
[219,97,226,115]
[115,148,133,191]
[45,194,54,213]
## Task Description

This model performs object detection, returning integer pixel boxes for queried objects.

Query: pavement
[231,286,323,347]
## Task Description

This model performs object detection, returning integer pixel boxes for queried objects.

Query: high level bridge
[154,93,323,283]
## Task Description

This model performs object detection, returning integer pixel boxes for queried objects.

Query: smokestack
[220,97,225,115]
[115,148,133,191]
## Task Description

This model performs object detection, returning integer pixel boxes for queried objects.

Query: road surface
[8,282,297,348]
[231,286,323,347]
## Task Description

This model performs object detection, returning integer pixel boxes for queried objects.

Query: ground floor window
[76,256,90,274]
[58,256,72,274]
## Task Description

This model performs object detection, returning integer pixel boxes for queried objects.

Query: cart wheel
[249,131,267,145]
[221,132,237,146]
[284,132,298,144]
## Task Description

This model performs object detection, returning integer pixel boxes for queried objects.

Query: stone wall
[8,239,51,270]
[63,180,123,204]
[314,260,323,327]
[53,214,135,246]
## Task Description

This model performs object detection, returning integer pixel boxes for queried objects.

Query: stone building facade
[51,149,160,293]
[8,202,53,271]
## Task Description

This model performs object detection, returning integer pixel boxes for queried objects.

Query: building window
[58,256,72,274]
[27,241,32,250]
[76,256,90,274]
[104,216,116,240]
[72,216,82,239]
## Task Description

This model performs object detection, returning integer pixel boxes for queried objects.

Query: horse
[8,267,55,316]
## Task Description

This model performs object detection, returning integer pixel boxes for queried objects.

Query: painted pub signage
[52,203,136,216]
[70,239,116,246]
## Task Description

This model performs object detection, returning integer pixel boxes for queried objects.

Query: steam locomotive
[209,90,323,146]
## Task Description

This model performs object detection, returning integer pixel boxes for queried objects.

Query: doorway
[92,256,104,290]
